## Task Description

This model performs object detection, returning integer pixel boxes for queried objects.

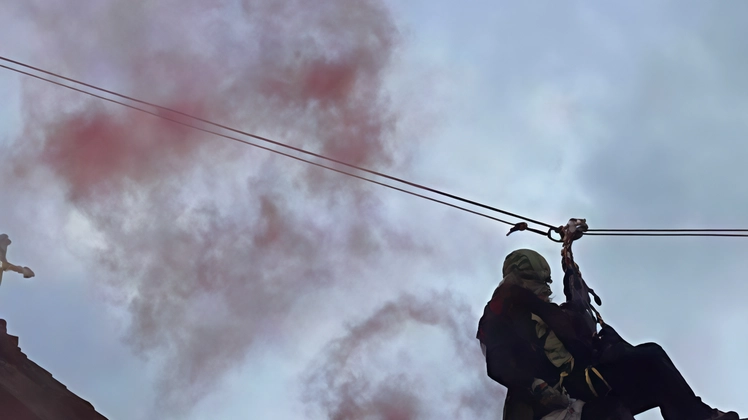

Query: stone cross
[0,234,35,286]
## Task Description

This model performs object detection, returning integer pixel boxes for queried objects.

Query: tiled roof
[0,319,108,420]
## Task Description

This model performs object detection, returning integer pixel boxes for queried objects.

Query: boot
[707,409,739,420]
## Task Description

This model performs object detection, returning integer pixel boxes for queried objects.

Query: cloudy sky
[1,1,747,419]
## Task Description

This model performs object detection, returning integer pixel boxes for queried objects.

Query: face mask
[500,272,553,301]
[522,278,552,300]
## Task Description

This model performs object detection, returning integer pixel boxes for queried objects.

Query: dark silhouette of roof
[0,319,108,420]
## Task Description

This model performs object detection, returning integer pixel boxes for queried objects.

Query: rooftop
[0,319,108,420]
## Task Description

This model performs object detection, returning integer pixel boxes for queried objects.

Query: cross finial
[0,234,35,286]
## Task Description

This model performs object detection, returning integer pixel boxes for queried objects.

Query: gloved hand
[531,379,570,410]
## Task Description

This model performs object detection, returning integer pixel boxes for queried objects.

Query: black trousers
[565,341,713,420]
[580,397,634,420]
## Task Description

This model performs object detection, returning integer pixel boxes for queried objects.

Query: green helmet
[502,249,552,298]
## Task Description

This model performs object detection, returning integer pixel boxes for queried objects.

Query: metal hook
[547,227,563,243]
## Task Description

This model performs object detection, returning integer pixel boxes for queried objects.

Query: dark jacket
[477,283,595,419]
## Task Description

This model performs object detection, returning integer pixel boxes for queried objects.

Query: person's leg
[594,342,714,420]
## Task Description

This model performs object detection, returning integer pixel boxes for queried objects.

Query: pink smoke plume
[1,0,489,417]
[304,292,503,419]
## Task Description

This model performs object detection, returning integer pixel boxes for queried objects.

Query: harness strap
[556,358,574,389]
[584,366,612,398]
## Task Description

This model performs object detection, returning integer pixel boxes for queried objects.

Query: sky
[1,1,747,419]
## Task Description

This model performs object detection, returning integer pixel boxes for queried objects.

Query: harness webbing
[559,219,614,398]
[560,219,605,333]
[585,366,612,398]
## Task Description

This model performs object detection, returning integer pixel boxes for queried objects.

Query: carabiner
[547,227,563,243]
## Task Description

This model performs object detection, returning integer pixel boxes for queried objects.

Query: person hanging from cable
[476,249,743,420]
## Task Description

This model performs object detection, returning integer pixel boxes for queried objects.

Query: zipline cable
[0,56,557,231]
[586,232,748,237]
[0,62,521,228]
[589,229,748,232]
[587,228,748,237]
[4,57,748,239]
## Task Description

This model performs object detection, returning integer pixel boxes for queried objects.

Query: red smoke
[2,0,492,418]
[36,108,206,202]
[304,293,503,420]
